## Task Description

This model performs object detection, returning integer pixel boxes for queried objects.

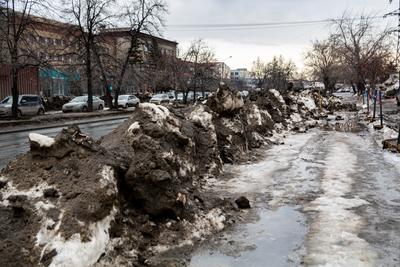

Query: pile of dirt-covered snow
[0,85,345,267]
[0,126,117,266]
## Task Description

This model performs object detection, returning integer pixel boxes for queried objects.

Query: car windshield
[118,95,129,100]
[1,97,12,104]
[71,96,87,103]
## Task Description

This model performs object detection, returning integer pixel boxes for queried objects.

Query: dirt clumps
[383,139,400,153]
[235,196,251,209]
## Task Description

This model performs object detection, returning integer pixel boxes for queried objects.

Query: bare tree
[63,0,114,112]
[181,39,217,102]
[0,0,46,118]
[256,56,296,92]
[306,37,341,95]
[332,14,392,94]
[251,57,266,88]
[111,0,167,108]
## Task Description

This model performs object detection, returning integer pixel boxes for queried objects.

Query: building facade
[0,13,178,98]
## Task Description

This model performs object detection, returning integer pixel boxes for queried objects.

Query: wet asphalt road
[0,118,127,169]
[191,125,400,266]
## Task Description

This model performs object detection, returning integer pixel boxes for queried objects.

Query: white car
[0,95,45,117]
[62,96,104,113]
[118,95,140,108]
[150,94,171,105]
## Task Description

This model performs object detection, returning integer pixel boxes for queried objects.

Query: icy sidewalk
[190,127,400,266]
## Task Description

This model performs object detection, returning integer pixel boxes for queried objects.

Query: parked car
[149,94,171,105]
[62,96,104,113]
[118,95,140,108]
[333,87,354,98]
[0,95,45,117]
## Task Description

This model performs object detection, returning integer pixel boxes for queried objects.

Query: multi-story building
[215,62,231,79]
[230,68,249,80]
[0,12,178,99]
[99,28,177,64]
[230,68,257,89]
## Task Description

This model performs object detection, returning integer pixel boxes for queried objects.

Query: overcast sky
[162,0,398,70]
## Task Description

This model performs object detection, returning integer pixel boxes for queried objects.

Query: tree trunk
[86,44,93,112]
[11,64,19,119]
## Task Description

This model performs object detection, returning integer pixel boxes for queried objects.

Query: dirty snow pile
[0,85,346,267]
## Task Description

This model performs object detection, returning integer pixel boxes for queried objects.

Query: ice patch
[29,133,55,147]
[205,132,316,195]
[304,141,377,266]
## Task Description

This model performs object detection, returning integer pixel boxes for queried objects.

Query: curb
[0,115,131,135]
[0,110,133,126]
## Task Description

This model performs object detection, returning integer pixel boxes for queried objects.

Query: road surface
[0,117,127,169]
[190,123,400,266]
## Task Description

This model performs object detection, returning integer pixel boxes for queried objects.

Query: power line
[167,22,330,32]
[166,16,386,30]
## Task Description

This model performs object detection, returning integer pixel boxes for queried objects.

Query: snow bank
[140,103,180,132]
[298,91,317,111]
[189,105,214,129]
[29,133,55,148]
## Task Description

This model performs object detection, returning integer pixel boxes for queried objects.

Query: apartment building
[0,13,178,98]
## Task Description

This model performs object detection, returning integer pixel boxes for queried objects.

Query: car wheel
[37,108,45,115]
[99,104,104,110]
[82,106,88,112]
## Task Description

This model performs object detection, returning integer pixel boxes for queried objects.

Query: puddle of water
[190,206,306,267]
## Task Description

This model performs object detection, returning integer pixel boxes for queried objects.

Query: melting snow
[270,89,285,104]
[100,166,118,196]
[29,133,55,147]
[43,207,117,267]
[304,141,376,266]
[127,122,140,135]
